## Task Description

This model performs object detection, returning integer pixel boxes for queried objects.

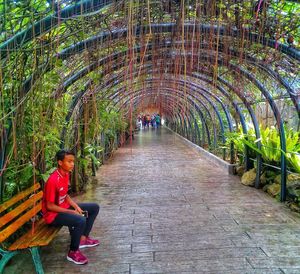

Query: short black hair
[56,149,75,161]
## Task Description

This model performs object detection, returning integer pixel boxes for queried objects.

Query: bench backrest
[0,183,43,243]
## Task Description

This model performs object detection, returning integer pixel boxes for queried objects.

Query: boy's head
[56,149,75,161]
[56,149,75,172]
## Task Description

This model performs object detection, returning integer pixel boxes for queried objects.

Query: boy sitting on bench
[42,149,100,265]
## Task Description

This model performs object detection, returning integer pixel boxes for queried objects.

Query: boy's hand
[74,205,83,215]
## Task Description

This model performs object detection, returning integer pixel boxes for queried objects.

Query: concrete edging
[167,127,237,175]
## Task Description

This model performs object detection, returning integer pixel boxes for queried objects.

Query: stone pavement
[5,127,300,273]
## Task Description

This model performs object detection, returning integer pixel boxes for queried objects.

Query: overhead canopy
[0,0,299,201]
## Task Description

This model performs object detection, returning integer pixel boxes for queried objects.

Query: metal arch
[59,80,93,147]
[0,24,295,174]
[62,64,278,193]
[61,86,202,149]
[110,81,224,149]
[56,61,251,163]
[31,51,258,167]
[217,76,262,188]
[10,37,298,125]
[54,47,290,164]
[58,74,211,148]
[54,23,300,61]
[56,25,299,115]
[0,38,270,153]
[97,64,246,142]
[10,24,299,112]
[122,79,229,158]
[1,38,294,193]
[95,69,242,159]
[112,88,212,146]
[99,72,234,148]
[0,23,295,203]
[110,86,217,147]
[102,65,251,167]
[115,88,209,145]
[231,64,287,201]
[57,41,299,115]
[0,0,113,60]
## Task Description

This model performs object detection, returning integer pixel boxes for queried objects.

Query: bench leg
[0,248,19,274]
[30,247,44,274]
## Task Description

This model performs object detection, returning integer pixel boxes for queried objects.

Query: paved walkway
[5,128,300,273]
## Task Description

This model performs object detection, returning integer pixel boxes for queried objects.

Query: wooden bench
[0,183,61,274]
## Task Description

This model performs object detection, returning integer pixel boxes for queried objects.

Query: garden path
[5,127,300,274]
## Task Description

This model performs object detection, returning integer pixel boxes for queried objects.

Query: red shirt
[42,169,71,224]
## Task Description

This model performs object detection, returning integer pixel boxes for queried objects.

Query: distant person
[146,114,151,128]
[42,149,100,265]
[151,114,157,128]
[155,114,161,127]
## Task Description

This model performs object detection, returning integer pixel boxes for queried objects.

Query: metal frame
[1,22,299,201]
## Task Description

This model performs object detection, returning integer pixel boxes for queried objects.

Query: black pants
[51,203,99,251]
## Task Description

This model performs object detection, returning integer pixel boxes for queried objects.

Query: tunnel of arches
[0,0,299,206]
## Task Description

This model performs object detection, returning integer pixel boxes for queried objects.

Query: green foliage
[285,153,300,174]
[283,129,300,173]
[82,143,103,169]
[3,162,35,201]
[227,126,300,173]
[225,127,257,164]
[1,0,299,201]
[40,167,57,183]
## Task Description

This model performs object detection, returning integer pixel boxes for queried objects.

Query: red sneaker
[79,237,100,248]
[67,250,88,265]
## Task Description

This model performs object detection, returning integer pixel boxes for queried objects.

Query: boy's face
[58,154,75,172]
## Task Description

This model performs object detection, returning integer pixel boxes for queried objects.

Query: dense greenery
[0,0,299,204]
[223,125,300,211]
[226,126,300,173]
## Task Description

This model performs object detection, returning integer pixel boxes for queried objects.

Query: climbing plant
[0,0,299,203]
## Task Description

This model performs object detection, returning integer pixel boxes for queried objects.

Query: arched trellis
[6,23,299,115]
[55,48,265,182]
[0,47,275,198]
[112,87,218,146]
[4,23,297,141]
[95,64,249,165]
[60,61,257,177]
[1,15,299,202]
[58,61,258,171]
[0,0,113,60]
[116,91,202,143]
[2,21,299,61]
[0,53,280,197]
[63,84,211,148]
[109,81,231,158]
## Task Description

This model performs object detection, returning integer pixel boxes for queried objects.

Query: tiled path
[5,128,300,273]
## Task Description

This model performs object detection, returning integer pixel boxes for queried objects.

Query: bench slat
[0,191,43,229]
[0,202,42,243]
[0,183,41,214]
[8,219,47,250]
[8,219,61,250]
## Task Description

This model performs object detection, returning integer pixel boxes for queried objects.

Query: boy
[42,149,100,265]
